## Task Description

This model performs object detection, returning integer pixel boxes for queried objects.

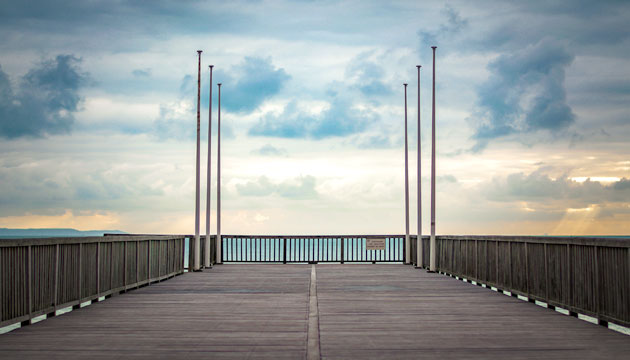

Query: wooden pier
[1,264,628,359]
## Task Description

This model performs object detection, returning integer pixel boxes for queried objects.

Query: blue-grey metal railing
[221,235,405,263]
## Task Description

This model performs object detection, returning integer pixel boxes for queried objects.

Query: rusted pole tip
[209,65,214,68]
[197,50,203,53]
[403,83,408,86]
[431,46,437,49]
[217,83,222,86]
[416,65,422,68]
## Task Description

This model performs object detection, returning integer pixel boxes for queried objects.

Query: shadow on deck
[1,265,628,359]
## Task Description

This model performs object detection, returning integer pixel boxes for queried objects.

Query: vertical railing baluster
[123,242,127,289]
[525,241,529,297]
[341,238,345,264]
[77,243,82,306]
[54,244,59,314]
[136,241,139,285]
[544,243,549,305]
[27,245,32,324]
[96,242,100,299]
[283,238,287,264]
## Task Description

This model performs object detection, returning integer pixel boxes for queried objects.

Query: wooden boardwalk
[0,265,628,359]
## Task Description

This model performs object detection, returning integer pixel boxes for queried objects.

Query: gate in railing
[221,235,405,263]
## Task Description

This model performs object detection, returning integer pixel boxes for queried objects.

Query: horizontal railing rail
[412,235,630,328]
[1,235,186,328]
[221,235,405,263]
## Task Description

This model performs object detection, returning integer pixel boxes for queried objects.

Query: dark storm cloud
[471,40,575,151]
[0,55,88,138]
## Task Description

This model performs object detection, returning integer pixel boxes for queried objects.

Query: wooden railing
[0,235,185,328]
[221,235,405,263]
[411,235,630,328]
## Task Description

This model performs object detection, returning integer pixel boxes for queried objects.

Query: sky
[0,0,628,235]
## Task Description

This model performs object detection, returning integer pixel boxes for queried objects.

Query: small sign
[366,238,386,250]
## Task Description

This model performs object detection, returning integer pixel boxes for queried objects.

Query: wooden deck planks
[316,265,630,359]
[0,264,629,359]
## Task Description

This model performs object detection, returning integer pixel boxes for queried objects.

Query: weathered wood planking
[0,236,185,327]
[1,264,629,359]
[0,265,311,359]
[417,236,630,328]
[317,264,630,359]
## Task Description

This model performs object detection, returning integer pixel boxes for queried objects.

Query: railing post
[283,238,287,264]
[54,244,59,313]
[27,245,32,324]
[77,243,82,308]
[123,241,127,289]
[96,242,100,299]
[147,240,151,283]
[594,245,600,323]
[157,240,159,281]
[109,242,114,291]
[495,241,499,288]
[341,238,345,264]
[525,242,529,297]
[136,240,139,285]
[544,243,549,305]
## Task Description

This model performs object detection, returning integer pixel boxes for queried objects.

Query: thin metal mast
[416,65,422,268]
[404,83,410,264]
[429,46,437,272]
[194,50,202,271]
[205,65,213,268]
[216,83,222,264]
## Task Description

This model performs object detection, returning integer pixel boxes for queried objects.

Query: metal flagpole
[404,83,410,264]
[416,65,423,269]
[216,83,222,264]
[205,65,213,268]
[194,50,202,271]
[429,46,437,272]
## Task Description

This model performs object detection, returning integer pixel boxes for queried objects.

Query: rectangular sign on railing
[366,238,386,250]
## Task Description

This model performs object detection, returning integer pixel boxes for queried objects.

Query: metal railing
[221,235,405,263]
[0,235,185,328]
[411,235,630,328]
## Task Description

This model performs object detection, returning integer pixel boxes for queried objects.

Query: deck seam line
[307,265,321,360]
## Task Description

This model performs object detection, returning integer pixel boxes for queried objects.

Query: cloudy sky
[0,0,628,235]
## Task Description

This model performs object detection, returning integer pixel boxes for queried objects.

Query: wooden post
[110,243,114,291]
[594,245,600,321]
[136,241,139,285]
[147,241,151,283]
[525,242,529,297]
[544,243,549,304]
[495,241,499,288]
[96,242,100,299]
[78,243,82,306]
[27,245,32,324]
[509,241,513,290]
[54,244,59,313]
[123,241,127,288]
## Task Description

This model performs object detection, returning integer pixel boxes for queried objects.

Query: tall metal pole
[404,83,410,265]
[429,46,437,272]
[194,50,202,271]
[216,83,222,264]
[416,65,423,269]
[205,65,213,268]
